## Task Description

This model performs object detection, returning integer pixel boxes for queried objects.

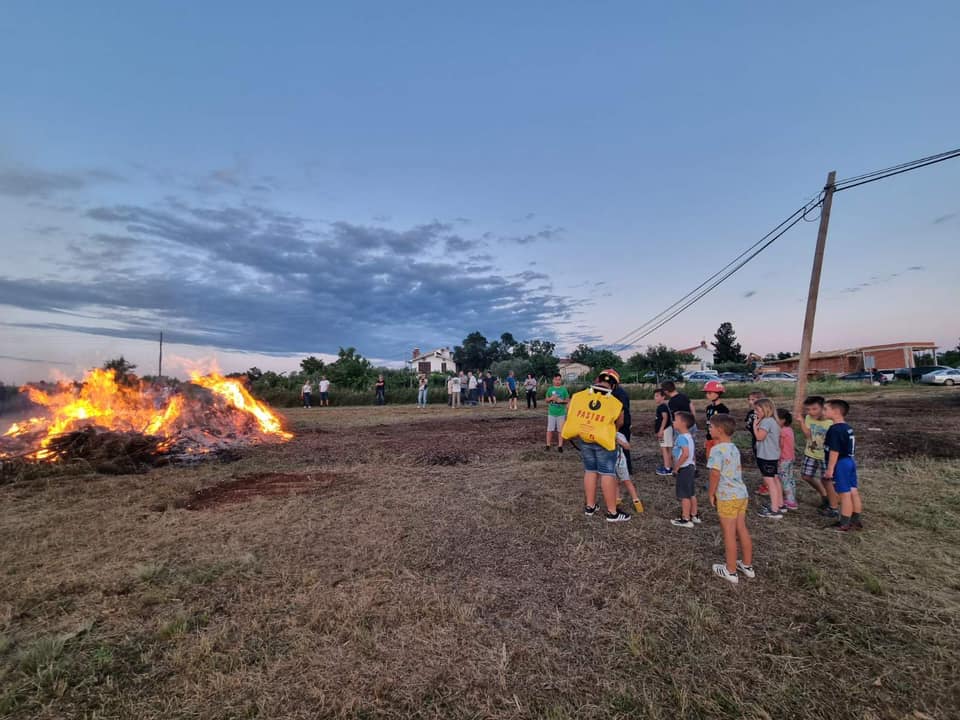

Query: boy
[544,374,569,451]
[707,414,754,584]
[318,376,330,406]
[824,400,862,531]
[662,381,697,433]
[506,371,519,410]
[703,380,729,459]
[654,389,673,476]
[615,431,644,514]
[745,391,767,495]
[483,371,497,406]
[670,411,700,528]
[800,396,836,516]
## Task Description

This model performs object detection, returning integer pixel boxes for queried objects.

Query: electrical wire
[606,195,822,352]
[834,147,960,192]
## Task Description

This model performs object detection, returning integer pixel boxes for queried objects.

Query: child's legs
[681,497,693,519]
[622,479,639,501]
[779,460,796,505]
[824,479,838,508]
[736,512,753,566]
[583,471,598,507]
[660,446,671,468]
[718,515,738,573]
[690,494,698,516]
[838,490,853,517]
[600,474,619,513]
[850,487,862,514]
[765,474,782,509]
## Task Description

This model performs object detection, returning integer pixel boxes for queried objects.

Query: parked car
[839,371,890,384]
[683,372,721,384]
[894,366,953,381]
[921,368,960,386]
[758,372,798,383]
[719,372,753,383]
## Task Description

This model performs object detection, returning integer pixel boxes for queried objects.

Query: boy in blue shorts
[823,399,862,532]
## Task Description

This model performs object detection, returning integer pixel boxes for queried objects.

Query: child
[824,399,862,531]
[653,389,673,476]
[703,380,730,459]
[745,391,768,495]
[707,414,754,584]
[800,396,836,517]
[615,431,644,514]
[776,409,798,510]
[669,411,700,528]
[753,399,784,518]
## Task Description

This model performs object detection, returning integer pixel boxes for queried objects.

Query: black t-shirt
[655,402,671,432]
[825,422,855,459]
[483,376,495,392]
[704,401,729,440]
[612,385,631,433]
[745,408,757,443]
[667,393,692,420]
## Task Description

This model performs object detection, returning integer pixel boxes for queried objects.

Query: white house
[407,347,455,374]
[557,358,592,382]
[679,341,714,372]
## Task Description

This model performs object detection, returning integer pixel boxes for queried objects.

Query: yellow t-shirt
[561,388,623,451]
[804,416,833,461]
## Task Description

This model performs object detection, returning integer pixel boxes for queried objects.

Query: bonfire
[0,368,292,473]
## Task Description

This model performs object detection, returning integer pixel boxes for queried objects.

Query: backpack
[561,387,623,451]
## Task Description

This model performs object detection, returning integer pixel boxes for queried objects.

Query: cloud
[743,290,757,298]
[0,166,122,198]
[444,235,473,253]
[499,225,564,245]
[933,212,956,225]
[0,354,73,365]
[0,199,574,358]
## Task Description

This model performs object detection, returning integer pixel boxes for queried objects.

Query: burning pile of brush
[0,368,292,474]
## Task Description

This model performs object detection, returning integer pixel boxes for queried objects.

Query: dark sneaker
[853,520,864,530]
[818,506,840,518]
[655,466,672,476]
[584,504,600,517]
[671,517,694,528]
[558,446,563,454]
[834,522,854,533]
[545,445,551,451]
[606,510,631,523]
[758,507,784,519]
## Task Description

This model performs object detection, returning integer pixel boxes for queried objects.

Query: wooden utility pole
[793,171,836,419]
[158,331,164,378]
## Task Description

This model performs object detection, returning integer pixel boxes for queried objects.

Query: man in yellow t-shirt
[563,370,629,523]
[799,395,837,517]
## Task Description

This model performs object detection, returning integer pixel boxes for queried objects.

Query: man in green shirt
[545,374,570,452]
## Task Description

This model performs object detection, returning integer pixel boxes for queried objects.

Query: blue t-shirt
[824,422,855,459]
[506,376,517,391]
[672,432,695,468]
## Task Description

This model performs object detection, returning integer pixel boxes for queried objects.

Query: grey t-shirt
[756,416,781,460]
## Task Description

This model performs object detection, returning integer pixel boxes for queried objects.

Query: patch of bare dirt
[153,471,337,511]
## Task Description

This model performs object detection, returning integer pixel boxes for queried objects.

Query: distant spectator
[483,371,497,405]
[301,380,313,408]
[506,371,518,410]
[524,373,538,409]
[375,375,385,405]
[468,371,479,405]
[318,376,330,406]
[450,373,461,408]
[417,374,428,408]
[544,374,569,451]
[458,371,468,406]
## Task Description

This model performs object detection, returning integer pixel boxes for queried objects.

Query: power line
[606,195,822,352]
[607,145,960,354]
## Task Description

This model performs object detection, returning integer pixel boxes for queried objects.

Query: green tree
[300,356,325,375]
[453,331,490,371]
[712,322,746,364]
[102,356,137,384]
[569,344,624,373]
[489,358,531,380]
[526,338,559,378]
[626,345,695,381]
[326,347,375,389]
[245,366,263,383]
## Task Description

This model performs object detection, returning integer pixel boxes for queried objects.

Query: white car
[921,368,960,386]
[758,372,798,383]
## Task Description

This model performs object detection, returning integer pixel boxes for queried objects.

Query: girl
[615,431,644,514]
[776,408,798,510]
[524,373,538,409]
[417,374,428,408]
[753,399,783,519]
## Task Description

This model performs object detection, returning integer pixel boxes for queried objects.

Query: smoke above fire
[1,368,292,463]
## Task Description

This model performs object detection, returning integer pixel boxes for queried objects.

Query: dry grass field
[2,389,959,719]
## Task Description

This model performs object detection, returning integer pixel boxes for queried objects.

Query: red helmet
[704,380,725,394]
[597,368,621,385]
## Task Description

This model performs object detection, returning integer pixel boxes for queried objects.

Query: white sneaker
[736,560,756,579]
[712,563,739,584]
[691,513,702,525]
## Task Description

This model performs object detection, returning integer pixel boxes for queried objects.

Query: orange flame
[0,367,292,461]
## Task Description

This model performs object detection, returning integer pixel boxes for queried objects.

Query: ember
[0,368,292,467]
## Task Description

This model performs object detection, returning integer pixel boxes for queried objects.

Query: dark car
[894,366,953,381]
[719,372,753,383]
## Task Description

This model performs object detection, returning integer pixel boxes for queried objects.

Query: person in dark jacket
[602,368,633,475]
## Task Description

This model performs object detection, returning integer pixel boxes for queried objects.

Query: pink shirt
[780,426,795,461]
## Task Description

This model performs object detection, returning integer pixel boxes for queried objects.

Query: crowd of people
[555,370,862,586]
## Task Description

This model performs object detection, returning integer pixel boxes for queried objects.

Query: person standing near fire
[301,380,313,408]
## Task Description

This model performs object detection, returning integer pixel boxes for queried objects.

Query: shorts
[509,389,518,399]
[580,441,617,476]
[716,497,749,519]
[659,426,674,448]
[675,465,696,499]
[833,457,859,493]
[757,457,779,477]
[319,392,329,402]
[802,456,825,480]
[547,415,565,433]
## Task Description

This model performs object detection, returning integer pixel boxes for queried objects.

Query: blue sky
[1,1,958,382]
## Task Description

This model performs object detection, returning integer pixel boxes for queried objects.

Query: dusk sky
[1,2,958,383]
